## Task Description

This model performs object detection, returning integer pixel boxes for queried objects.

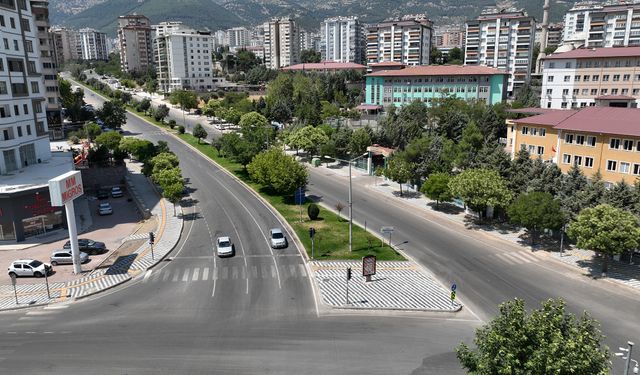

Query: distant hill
[50,0,580,35]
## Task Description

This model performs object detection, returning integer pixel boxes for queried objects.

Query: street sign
[450,291,456,301]
[309,227,316,238]
[362,255,376,278]
[451,283,457,292]
[380,226,394,235]
[294,187,305,205]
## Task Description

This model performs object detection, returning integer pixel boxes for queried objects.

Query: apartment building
[320,16,365,64]
[264,17,300,69]
[507,106,640,185]
[78,28,108,61]
[363,64,508,108]
[465,9,536,96]
[300,29,320,52]
[535,22,564,47]
[153,22,214,93]
[118,14,153,74]
[366,15,433,66]
[226,27,249,50]
[563,1,640,48]
[435,26,465,49]
[540,46,640,109]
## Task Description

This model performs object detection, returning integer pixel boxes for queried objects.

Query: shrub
[177,125,185,134]
[169,123,175,129]
[69,135,80,144]
[307,203,320,220]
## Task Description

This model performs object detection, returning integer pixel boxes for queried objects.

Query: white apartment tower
[366,15,434,66]
[0,0,51,174]
[78,28,108,60]
[118,14,153,73]
[464,9,536,96]
[320,16,365,64]
[563,1,640,48]
[226,27,249,50]
[264,17,300,69]
[153,22,214,93]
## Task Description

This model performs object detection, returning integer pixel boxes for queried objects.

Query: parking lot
[0,189,142,285]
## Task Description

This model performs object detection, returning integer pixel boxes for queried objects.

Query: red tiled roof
[508,108,563,115]
[544,46,640,60]
[368,61,405,67]
[595,95,635,100]
[281,61,366,71]
[356,104,383,110]
[516,106,640,137]
[367,65,507,77]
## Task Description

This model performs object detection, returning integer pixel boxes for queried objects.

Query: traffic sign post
[346,267,352,305]
[10,274,18,305]
[309,227,316,259]
[44,269,51,299]
[450,283,457,307]
[380,226,394,247]
[149,232,155,260]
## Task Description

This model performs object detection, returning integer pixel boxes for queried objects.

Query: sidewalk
[315,162,640,292]
[0,161,183,310]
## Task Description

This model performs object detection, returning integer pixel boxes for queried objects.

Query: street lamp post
[332,153,369,253]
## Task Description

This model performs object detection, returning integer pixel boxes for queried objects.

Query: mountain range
[49,0,581,35]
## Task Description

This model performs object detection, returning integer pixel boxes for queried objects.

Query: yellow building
[507,107,640,186]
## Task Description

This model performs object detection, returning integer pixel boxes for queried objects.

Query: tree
[119,138,156,163]
[162,181,184,216]
[603,180,635,211]
[95,131,123,152]
[96,100,127,129]
[59,79,86,121]
[170,90,198,111]
[436,109,468,142]
[381,100,428,149]
[559,163,588,221]
[454,122,483,170]
[239,111,272,149]
[448,47,463,64]
[449,169,512,219]
[139,98,151,114]
[149,152,180,177]
[153,104,170,122]
[287,125,329,155]
[144,79,158,95]
[349,128,372,156]
[153,167,182,188]
[634,180,640,216]
[384,157,414,196]
[581,170,606,208]
[568,204,640,276]
[457,298,610,375]
[192,124,208,144]
[402,135,456,183]
[507,150,534,196]
[420,173,452,209]
[300,49,321,63]
[508,192,564,244]
[247,148,308,195]
[85,122,102,142]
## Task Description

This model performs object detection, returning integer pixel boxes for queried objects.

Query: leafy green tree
[139,98,151,114]
[170,90,198,111]
[330,126,353,157]
[476,144,512,178]
[508,192,564,244]
[96,100,127,129]
[477,106,505,142]
[634,180,640,216]
[162,181,184,216]
[457,298,610,375]
[349,128,372,156]
[436,109,468,142]
[321,100,340,119]
[85,122,102,142]
[219,133,257,167]
[59,79,86,122]
[192,124,208,144]
[581,170,606,208]
[447,47,463,63]
[300,49,321,63]
[119,138,156,163]
[559,164,588,221]
[149,152,180,177]
[420,173,452,208]
[568,204,640,276]
[235,49,260,72]
[603,179,635,211]
[319,140,337,163]
[144,79,158,95]
[247,148,308,195]
[153,104,170,122]
[381,100,428,149]
[153,167,182,187]
[402,135,455,183]
[239,112,272,149]
[455,122,483,169]
[384,157,414,196]
[449,168,512,219]
[287,125,329,155]
[95,131,123,151]
[507,150,534,195]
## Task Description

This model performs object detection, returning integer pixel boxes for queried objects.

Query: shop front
[0,186,65,242]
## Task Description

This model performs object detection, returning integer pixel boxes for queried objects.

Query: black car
[63,239,107,255]
[96,190,109,200]
[194,109,202,115]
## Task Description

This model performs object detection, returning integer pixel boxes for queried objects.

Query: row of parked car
[7,239,107,278]
[215,228,288,258]
[97,186,124,216]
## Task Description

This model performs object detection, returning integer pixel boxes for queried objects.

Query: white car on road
[216,236,234,257]
[269,228,287,249]
[8,259,52,278]
[98,202,113,215]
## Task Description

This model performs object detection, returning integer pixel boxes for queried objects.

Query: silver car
[98,202,113,215]
[216,236,234,257]
[50,250,89,266]
[269,228,288,249]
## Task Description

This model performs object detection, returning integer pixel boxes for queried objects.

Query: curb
[0,301,49,312]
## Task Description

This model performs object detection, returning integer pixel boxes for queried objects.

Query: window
[540,128,546,136]
[601,89,608,95]
[0,16,4,27]
[19,17,28,32]
[582,89,589,95]
[592,75,599,81]
[591,89,598,95]
[3,38,7,49]
[24,40,32,52]
[547,75,554,82]
[563,89,569,95]
[16,126,21,137]
[609,138,621,149]
[546,89,552,95]
[531,128,538,136]
[603,75,610,81]
[612,88,619,95]
[528,145,536,154]
[576,135,585,145]
[0,81,6,94]
[522,126,529,135]
[573,89,579,95]
[563,154,572,164]
[33,101,41,113]
[607,160,618,171]
[561,102,568,108]
[13,39,18,51]
[623,139,634,150]
[22,103,27,114]
[574,155,583,166]
[13,104,18,115]
[585,157,594,168]
[30,81,38,93]
[587,136,597,146]
[26,124,30,135]
[620,162,630,173]
[633,163,640,175]
[564,75,571,82]
[613,74,620,81]
[537,146,544,155]
[583,75,590,82]
[565,133,574,144]
[9,17,14,28]
[622,88,629,95]
[575,75,581,82]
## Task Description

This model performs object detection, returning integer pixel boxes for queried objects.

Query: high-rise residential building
[226,27,249,50]
[300,29,321,52]
[464,8,536,96]
[320,17,365,63]
[50,27,82,63]
[78,28,108,60]
[29,0,61,139]
[563,1,640,48]
[434,25,465,49]
[118,14,153,74]
[366,15,434,66]
[264,17,300,69]
[153,22,214,93]
[535,22,564,47]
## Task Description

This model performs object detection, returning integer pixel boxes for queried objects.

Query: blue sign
[451,283,457,292]
[294,188,305,205]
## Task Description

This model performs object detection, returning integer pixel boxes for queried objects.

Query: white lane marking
[25,311,53,316]
[202,267,209,281]
[252,265,258,278]
[213,267,218,280]
[43,304,69,310]
[221,267,228,279]
[192,267,200,281]
[142,270,153,283]
[232,266,238,279]
[182,268,190,282]
[298,264,307,278]
[172,270,179,282]
[162,270,171,282]
[289,264,297,277]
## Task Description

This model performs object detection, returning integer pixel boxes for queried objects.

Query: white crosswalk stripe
[192,268,199,281]
[202,267,209,281]
[136,264,309,284]
[495,251,540,265]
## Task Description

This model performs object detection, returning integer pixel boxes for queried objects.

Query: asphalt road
[0,85,479,374]
[307,167,640,371]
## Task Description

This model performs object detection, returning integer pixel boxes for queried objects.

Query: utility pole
[348,158,353,253]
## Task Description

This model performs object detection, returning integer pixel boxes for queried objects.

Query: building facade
[435,25,465,49]
[117,14,153,74]
[541,46,640,109]
[364,64,508,108]
[563,1,640,48]
[50,27,81,63]
[507,106,640,185]
[366,16,433,66]
[153,22,214,93]
[320,16,365,64]
[226,27,249,50]
[264,18,300,69]
[78,28,108,61]
[535,22,564,47]
[465,9,536,96]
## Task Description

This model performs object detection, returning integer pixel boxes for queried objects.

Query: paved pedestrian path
[312,261,460,311]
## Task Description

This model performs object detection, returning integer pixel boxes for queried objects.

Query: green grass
[76,78,404,261]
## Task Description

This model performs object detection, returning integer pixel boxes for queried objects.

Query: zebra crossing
[494,251,540,265]
[142,263,308,284]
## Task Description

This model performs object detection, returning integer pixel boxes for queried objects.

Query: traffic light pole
[346,267,352,305]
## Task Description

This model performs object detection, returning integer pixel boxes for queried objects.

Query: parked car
[63,239,107,255]
[194,109,202,115]
[96,190,109,200]
[111,186,123,198]
[8,259,52,278]
[98,202,113,215]
[269,228,288,249]
[216,236,234,257]
[50,250,89,266]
